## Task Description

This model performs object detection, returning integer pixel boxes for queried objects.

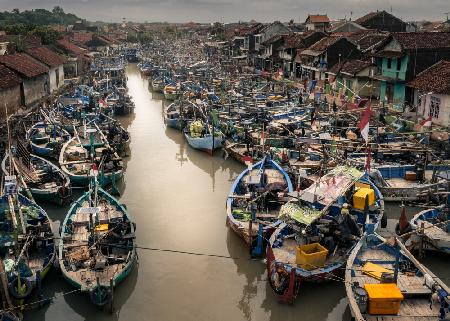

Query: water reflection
[27,63,447,321]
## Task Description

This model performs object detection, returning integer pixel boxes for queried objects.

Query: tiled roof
[328,59,372,76]
[393,32,450,50]
[408,60,450,95]
[71,32,93,45]
[306,15,330,23]
[302,35,342,53]
[57,40,86,55]
[0,64,22,90]
[26,46,67,68]
[355,33,390,51]
[0,53,48,78]
[355,11,383,24]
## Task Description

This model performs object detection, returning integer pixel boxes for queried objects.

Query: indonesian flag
[358,104,371,144]
[242,155,252,170]
[420,116,432,127]
[99,99,106,108]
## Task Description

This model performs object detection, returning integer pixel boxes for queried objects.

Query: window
[397,58,401,71]
[387,58,392,69]
[429,96,441,119]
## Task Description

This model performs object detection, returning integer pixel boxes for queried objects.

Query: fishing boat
[151,78,165,93]
[58,174,137,307]
[2,149,71,205]
[183,120,224,155]
[266,166,385,302]
[26,122,71,159]
[59,136,123,187]
[368,165,448,202]
[163,84,179,101]
[345,233,450,321]
[226,156,294,246]
[407,206,450,254]
[0,176,56,302]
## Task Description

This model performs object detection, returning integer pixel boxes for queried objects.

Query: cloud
[1,0,448,23]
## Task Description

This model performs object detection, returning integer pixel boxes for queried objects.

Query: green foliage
[0,6,80,27]
[30,26,61,45]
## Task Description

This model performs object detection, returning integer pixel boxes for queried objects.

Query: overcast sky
[2,0,449,23]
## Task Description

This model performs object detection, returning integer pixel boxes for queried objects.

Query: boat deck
[353,247,442,320]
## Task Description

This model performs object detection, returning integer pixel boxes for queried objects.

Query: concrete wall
[417,93,450,127]
[23,74,48,106]
[0,85,22,120]
[48,65,65,92]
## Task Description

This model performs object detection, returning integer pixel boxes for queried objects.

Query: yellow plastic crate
[353,188,375,210]
[364,283,404,315]
[296,243,328,271]
[95,224,109,232]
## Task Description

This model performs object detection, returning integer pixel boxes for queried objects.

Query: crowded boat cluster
[0,19,449,321]
[137,35,450,320]
[0,50,137,319]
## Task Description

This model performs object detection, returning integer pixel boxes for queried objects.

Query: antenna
[444,12,450,22]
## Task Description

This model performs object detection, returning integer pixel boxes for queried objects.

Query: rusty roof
[26,46,67,68]
[0,53,48,78]
[355,10,404,25]
[408,60,450,95]
[0,64,22,90]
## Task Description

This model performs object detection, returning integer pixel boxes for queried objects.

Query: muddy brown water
[25,64,449,321]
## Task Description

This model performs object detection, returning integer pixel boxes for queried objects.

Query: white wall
[417,92,450,127]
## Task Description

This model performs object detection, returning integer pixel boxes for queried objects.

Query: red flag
[420,116,432,127]
[91,163,98,171]
[242,155,252,163]
[358,104,371,144]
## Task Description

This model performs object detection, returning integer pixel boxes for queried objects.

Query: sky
[1,0,449,23]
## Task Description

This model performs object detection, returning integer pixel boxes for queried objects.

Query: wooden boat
[59,175,137,307]
[226,156,294,245]
[26,122,71,159]
[164,101,195,130]
[151,78,165,93]
[367,164,449,202]
[59,136,123,187]
[2,150,71,205]
[0,177,56,302]
[266,166,385,301]
[183,120,224,155]
[163,85,179,101]
[407,207,450,254]
[346,234,450,321]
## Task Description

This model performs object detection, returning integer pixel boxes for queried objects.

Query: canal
[27,64,450,321]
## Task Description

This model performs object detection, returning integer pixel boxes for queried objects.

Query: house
[0,53,49,106]
[408,60,450,127]
[326,59,378,98]
[254,22,291,70]
[297,35,361,81]
[0,64,23,119]
[277,32,327,77]
[56,40,88,78]
[347,30,391,56]
[25,46,66,93]
[241,23,264,54]
[372,32,450,106]
[305,15,331,31]
[330,20,366,33]
[355,11,407,32]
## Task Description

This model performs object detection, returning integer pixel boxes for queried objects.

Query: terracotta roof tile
[328,59,372,76]
[26,46,67,68]
[57,40,86,55]
[302,35,342,53]
[393,32,450,50]
[0,64,22,90]
[408,60,450,95]
[0,53,48,78]
[306,15,330,23]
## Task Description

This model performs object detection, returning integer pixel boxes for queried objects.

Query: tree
[52,6,65,15]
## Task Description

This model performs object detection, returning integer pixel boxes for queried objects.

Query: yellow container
[296,243,328,271]
[353,188,375,210]
[364,283,404,315]
[95,224,109,232]
[362,262,393,280]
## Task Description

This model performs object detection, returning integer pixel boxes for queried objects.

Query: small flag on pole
[358,104,371,144]
[99,99,106,108]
